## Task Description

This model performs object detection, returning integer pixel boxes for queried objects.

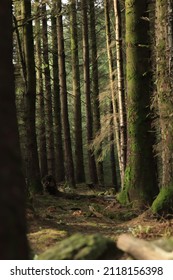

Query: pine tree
[70,0,85,183]
[118,0,158,207]
[151,0,173,214]
[0,0,29,259]
[42,1,55,177]
[51,1,65,182]
[89,0,104,185]
[35,0,48,178]
[21,0,42,193]
[81,0,98,184]
[57,0,75,187]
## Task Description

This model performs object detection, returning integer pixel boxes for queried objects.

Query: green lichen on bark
[117,166,131,205]
[155,0,173,192]
[117,188,129,205]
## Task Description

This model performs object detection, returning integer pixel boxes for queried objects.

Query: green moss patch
[28,229,68,255]
[37,233,121,260]
[151,186,173,215]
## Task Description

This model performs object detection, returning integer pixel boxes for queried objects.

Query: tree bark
[42,2,55,177]
[57,0,75,187]
[81,0,98,184]
[0,0,29,259]
[119,0,158,207]
[51,2,65,183]
[21,0,42,193]
[35,0,48,178]
[70,0,85,183]
[113,0,127,186]
[104,0,121,186]
[110,102,119,190]
[89,0,104,185]
[151,0,173,214]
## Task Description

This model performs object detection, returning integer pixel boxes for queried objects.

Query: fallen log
[117,234,173,260]
[37,233,122,260]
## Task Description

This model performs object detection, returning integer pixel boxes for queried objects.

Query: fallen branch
[89,206,115,224]
[117,234,173,260]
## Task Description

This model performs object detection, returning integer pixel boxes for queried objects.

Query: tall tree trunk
[51,2,65,182]
[42,2,55,177]
[110,102,119,190]
[57,0,75,187]
[104,0,121,185]
[0,0,29,259]
[81,0,98,184]
[152,0,173,214]
[21,0,42,193]
[119,0,158,207]
[113,0,127,186]
[70,0,85,183]
[89,0,104,185]
[35,0,48,178]
[13,0,28,179]
[168,0,173,76]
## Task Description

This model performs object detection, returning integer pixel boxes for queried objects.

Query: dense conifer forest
[1,0,173,260]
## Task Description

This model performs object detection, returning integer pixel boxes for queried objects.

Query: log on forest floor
[36,233,122,260]
[36,232,173,260]
[116,234,173,260]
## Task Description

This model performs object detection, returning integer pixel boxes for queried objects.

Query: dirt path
[27,186,173,256]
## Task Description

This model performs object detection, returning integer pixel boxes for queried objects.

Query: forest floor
[27,184,173,257]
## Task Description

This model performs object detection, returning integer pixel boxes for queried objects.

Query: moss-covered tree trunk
[110,102,119,190]
[151,0,173,214]
[119,0,158,207]
[37,233,120,260]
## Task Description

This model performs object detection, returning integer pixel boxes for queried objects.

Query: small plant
[130,225,152,238]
